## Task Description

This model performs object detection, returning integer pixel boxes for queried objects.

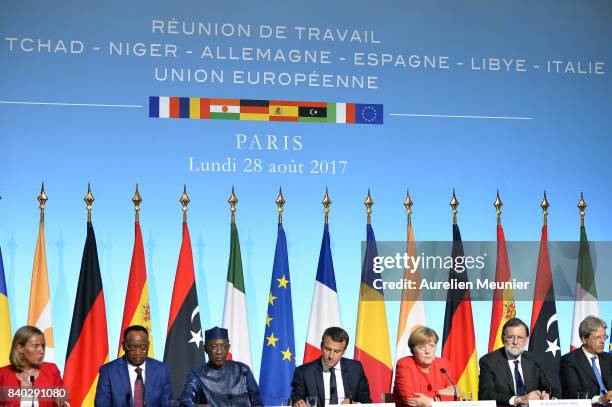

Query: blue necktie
[514,360,526,396]
[591,356,607,395]
[329,367,338,404]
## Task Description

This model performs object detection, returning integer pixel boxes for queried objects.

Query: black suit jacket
[478,349,558,405]
[560,347,612,399]
[291,357,371,405]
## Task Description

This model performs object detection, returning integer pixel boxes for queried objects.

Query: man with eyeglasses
[478,318,558,405]
[179,326,262,406]
[561,316,612,403]
[95,325,172,406]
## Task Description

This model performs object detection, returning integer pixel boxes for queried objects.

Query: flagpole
[133,183,142,223]
[364,189,373,224]
[322,187,331,224]
[494,189,502,225]
[180,185,190,224]
[578,192,586,227]
[404,189,413,226]
[229,186,238,223]
[450,188,459,224]
[85,183,94,223]
[38,182,48,223]
[541,191,549,226]
[276,187,285,224]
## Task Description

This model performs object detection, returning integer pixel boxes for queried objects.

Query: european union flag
[355,104,383,124]
[259,223,295,406]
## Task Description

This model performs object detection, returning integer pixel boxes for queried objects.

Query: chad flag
[354,220,392,403]
[64,218,109,407]
[0,246,11,367]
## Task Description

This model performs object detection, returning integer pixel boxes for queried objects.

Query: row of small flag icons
[149,96,383,124]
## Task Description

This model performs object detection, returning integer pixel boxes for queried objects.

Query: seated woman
[393,327,459,407]
[0,325,67,406]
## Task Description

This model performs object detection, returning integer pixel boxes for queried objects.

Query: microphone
[440,368,458,401]
[30,374,35,407]
[533,360,553,398]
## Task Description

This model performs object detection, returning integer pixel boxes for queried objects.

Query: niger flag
[441,224,479,399]
[117,220,153,357]
[64,222,109,407]
[354,224,392,403]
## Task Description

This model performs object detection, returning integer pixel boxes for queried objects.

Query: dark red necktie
[134,367,144,407]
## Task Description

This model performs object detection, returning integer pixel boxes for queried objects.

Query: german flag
[354,222,392,403]
[240,99,269,121]
[441,223,479,399]
[64,220,109,407]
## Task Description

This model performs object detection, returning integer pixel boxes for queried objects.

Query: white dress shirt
[127,360,147,400]
[321,359,346,405]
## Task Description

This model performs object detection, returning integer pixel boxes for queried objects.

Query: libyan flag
[163,222,205,398]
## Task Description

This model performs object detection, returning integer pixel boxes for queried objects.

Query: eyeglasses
[590,335,609,342]
[125,344,149,353]
[207,344,229,351]
[504,335,527,343]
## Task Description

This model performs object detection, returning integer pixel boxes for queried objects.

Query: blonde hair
[9,325,44,370]
[408,327,439,354]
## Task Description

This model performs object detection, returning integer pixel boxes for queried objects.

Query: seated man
[479,318,558,405]
[95,325,172,407]
[179,326,262,407]
[560,316,612,403]
[291,327,371,406]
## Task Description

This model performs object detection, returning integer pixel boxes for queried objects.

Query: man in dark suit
[479,318,557,405]
[560,316,612,403]
[291,326,371,406]
[95,325,172,407]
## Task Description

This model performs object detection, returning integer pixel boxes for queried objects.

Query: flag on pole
[304,223,341,363]
[164,219,205,398]
[64,220,109,407]
[222,216,253,367]
[395,207,426,361]
[259,222,296,406]
[28,187,55,362]
[488,221,516,352]
[528,223,561,394]
[0,246,11,367]
[442,223,479,399]
[354,223,393,403]
[118,211,153,357]
[570,215,599,350]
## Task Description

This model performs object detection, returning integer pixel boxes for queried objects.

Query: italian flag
[222,222,252,367]
[570,224,599,350]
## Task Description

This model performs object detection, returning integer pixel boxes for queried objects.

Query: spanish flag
[64,195,109,407]
[118,188,153,357]
[0,246,11,367]
[441,222,479,399]
[354,219,392,403]
[488,208,515,352]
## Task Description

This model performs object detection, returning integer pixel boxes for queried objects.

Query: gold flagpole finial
[276,187,285,224]
[578,192,587,227]
[180,185,190,223]
[364,188,373,225]
[450,188,459,225]
[494,189,503,225]
[322,187,331,225]
[404,189,413,225]
[38,182,48,223]
[541,191,549,226]
[132,183,142,223]
[84,183,95,223]
[228,186,238,223]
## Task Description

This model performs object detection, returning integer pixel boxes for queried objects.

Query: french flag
[303,222,341,362]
